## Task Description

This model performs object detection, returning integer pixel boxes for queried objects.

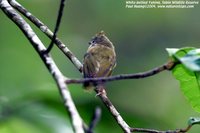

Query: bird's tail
[83,82,94,90]
[83,82,107,96]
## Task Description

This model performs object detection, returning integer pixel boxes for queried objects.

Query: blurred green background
[0,0,200,132]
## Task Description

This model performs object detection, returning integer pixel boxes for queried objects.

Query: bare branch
[0,1,84,133]
[95,86,131,133]
[87,107,102,133]
[8,0,83,72]
[65,61,176,84]
[130,124,192,133]
[46,0,65,53]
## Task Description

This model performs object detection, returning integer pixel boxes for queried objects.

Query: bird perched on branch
[83,31,116,92]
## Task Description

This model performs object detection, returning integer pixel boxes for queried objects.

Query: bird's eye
[88,40,95,45]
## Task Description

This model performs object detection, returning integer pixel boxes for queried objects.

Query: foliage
[167,47,200,112]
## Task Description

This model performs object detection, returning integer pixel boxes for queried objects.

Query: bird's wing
[99,56,116,77]
[83,53,100,78]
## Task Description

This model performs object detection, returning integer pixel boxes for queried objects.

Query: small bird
[83,31,116,91]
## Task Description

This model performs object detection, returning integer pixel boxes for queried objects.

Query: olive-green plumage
[83,31,116,89]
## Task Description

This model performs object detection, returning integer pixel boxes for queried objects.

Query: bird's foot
[95,86,106,97]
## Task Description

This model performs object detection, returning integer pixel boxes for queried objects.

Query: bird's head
[89,31,114,48]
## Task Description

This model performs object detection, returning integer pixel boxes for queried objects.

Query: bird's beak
[88,41,96,46]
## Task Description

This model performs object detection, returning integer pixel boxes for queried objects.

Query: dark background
[0,0,200,132]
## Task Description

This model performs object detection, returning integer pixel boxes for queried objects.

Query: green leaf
[166,48,179,57]
[167,47,200,71]
[172,64,200,112]
[179,49,200,71]
[167,47,200,112]
[188,117,200,126]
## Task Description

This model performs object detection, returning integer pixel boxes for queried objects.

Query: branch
[8,0,83,72]
[95,86,131,133]
[0,1,84,133]
[130,124,192,133]
[87,107,102,133]
[65,61,176,84]
[46,0,65,53]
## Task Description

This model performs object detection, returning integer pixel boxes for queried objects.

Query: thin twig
[95,85,131,133]
[0,1,84,133]
[87,107,102,133]
[65,61,176,84]
[130,125,192,133]
[8,0,83,72]
[130,128,163,133]
[46,0,65,53]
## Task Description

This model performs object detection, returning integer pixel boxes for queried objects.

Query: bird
[83,31,116,93]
